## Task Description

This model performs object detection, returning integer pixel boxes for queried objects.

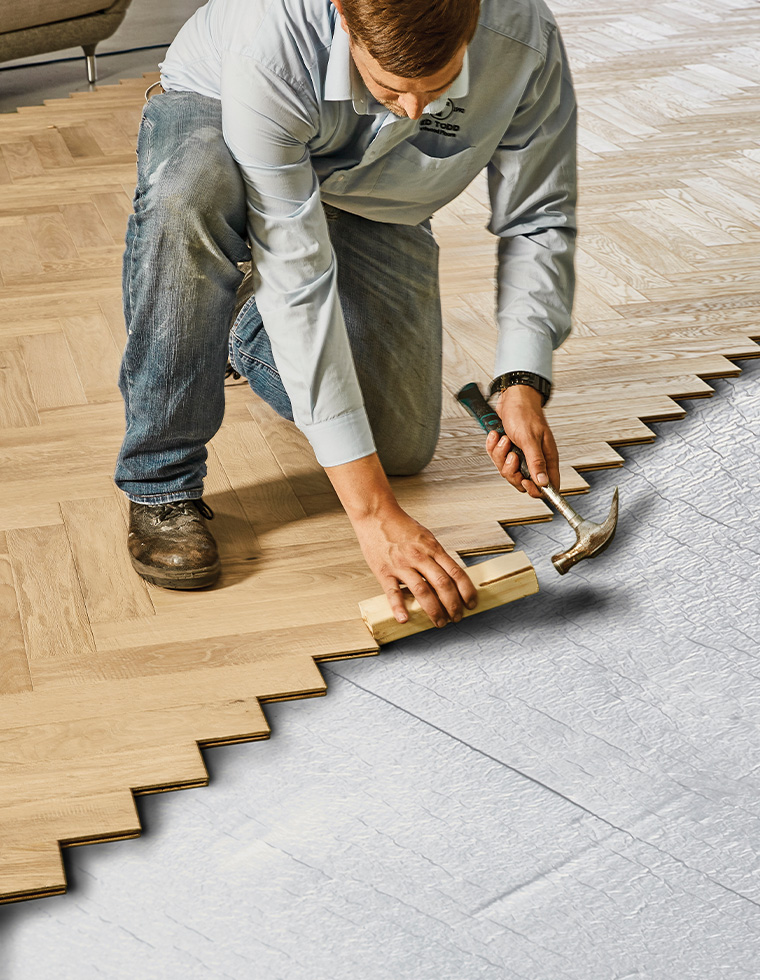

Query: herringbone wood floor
[1,0,758,904]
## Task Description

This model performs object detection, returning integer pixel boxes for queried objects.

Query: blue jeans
[115,91,443,504]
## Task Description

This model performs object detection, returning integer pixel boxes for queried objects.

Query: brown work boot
[127,499,221,589]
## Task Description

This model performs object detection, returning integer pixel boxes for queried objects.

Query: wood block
[359,551,539,645]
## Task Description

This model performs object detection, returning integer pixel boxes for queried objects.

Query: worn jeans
[115,90,443,504]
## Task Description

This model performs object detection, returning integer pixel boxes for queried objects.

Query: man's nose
[397,93,427,119]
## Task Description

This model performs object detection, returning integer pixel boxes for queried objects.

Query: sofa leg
[83,45,97,84]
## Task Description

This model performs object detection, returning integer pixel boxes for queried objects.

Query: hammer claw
[551,486,619,575]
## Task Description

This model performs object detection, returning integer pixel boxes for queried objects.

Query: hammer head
[551,487,619,575]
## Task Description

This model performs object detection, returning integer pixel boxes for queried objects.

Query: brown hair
[340,0,481,78]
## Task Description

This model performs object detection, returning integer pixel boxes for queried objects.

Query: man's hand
[351,503,478,628]
[485,384,560,498]
[323,452,477,627]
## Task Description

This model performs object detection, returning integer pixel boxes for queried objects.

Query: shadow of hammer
[457,382,619,575]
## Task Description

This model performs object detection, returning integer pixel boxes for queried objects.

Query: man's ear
[330,0,350,34]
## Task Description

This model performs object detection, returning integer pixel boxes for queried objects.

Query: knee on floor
[376,425,440,477]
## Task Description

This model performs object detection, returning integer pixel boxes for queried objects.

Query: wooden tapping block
[358,551,538,645]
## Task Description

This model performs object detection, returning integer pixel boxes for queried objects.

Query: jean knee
[143,132,245,243]
[377,423,439,477]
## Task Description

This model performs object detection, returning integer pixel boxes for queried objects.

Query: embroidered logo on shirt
[420,100,466,138]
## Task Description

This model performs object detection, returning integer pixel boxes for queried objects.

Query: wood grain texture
[0,0,759,905]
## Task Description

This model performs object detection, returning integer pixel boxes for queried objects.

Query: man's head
[332,0,480,120]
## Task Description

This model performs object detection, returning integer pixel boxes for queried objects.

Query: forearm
[323,452,400,523]
[324,451,477,627]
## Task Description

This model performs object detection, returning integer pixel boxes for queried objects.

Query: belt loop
[144,80,165,101]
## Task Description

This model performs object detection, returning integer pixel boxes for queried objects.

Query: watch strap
[490,371,552,406]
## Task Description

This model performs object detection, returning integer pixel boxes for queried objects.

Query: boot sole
[129,554,221,590]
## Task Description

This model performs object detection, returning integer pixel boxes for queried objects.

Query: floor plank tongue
[0,0,759,908]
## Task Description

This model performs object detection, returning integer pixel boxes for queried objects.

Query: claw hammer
[457,382,619,574]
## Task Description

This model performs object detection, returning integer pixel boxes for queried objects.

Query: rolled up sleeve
[221,54,376,467]
[487,24,577,384]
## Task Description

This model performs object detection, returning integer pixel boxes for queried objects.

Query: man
[115,0,576,630]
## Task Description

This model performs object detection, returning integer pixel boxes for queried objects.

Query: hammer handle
[456,382,532,481]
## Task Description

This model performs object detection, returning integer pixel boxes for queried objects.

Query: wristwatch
[489,371,552,407]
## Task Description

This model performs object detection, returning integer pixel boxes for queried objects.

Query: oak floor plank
[59,313,122,404]
[0,840,65,904]
[60,201,115,250]
[0,791,141,852]
[26,210,80,264]
[0,140,45,180]
[57,124,108,161]
[211,419,310,534]
[0,217,43,282]
[98,291,127,350]
[0,740,209,811]
[29,129,76,170]
[0,349,39,428]
[0,553,32,695]
[5,524,97,684]
[91,190,132,244]
[0,658,314,729]
[60,496,155,625]
[246,397,335,501]
[18,331,88,411]
[203,443,264,561]
[0,149,11,184]
[0,501,64,534]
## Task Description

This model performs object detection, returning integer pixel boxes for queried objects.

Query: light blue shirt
[160,0,577,467]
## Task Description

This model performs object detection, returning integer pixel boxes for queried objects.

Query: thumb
[524,446,549,488]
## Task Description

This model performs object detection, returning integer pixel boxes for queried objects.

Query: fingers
[383,553,477,628]
[523,431,560,497]
[486,430,530,494]
[487,429,518,489]
[544,429,561,492]
[486,427,561,498]
[522,444,549,499]
[384,583,411,625]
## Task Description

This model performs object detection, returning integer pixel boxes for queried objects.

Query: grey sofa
[0,0,134,83]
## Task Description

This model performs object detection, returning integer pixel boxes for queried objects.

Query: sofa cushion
[0,1,111,35]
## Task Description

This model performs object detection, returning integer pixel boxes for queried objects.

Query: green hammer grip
[456,382,532,481]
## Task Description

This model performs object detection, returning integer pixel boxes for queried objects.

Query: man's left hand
[485,384,560,498]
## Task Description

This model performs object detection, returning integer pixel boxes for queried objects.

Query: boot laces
[154,499,215,523]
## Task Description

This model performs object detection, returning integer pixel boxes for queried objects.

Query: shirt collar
[324,24,470,116]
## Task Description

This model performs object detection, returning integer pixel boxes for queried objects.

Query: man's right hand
[323,452,477,627]
[351,503,478,627]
